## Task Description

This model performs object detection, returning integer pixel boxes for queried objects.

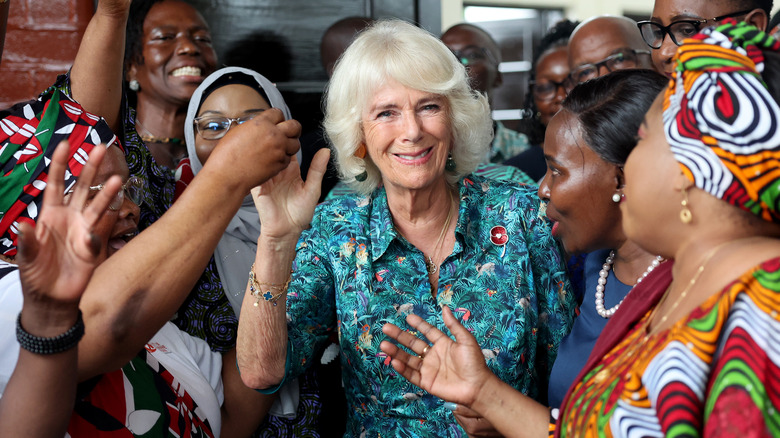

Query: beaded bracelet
[248,263,292,307]
[16,310,84,355]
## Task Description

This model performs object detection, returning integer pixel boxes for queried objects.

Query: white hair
[323,19,493,195]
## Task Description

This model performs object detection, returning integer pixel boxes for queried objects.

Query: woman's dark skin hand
[453,405,504,437]
[204,108,302,195]
[16,141,121,333]
[0,140,121,438]
[380,306,550,438]
[379,306,493,408]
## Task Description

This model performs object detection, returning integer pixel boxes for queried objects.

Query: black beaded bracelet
[16,310,84,355]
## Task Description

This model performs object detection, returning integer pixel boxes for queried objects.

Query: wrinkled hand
[16,141,121,310]
[453,406,503,437]
[211,109,302,193]
[379,306,494,409]
[253,148,330,239]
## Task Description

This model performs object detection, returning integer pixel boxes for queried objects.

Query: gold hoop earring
[680,187,693,224]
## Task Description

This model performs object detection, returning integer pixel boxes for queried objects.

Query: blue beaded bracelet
[16,310,84,355]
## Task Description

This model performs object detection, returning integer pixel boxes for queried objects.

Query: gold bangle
[248,263,292,307]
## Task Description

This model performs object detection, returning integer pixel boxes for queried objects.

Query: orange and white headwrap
[664,20,780,223]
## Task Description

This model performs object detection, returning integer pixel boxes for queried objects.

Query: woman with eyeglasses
[637,0,769,76]
[181,67,305,422]
[0,49,301,438]
[507,19,579,182]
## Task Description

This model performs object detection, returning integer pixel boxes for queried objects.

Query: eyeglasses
[565,49,651,91]
[67,175,144,211]
[637,9,754,49]
[451,45,498,66]
[530,79,567,101]
[193,111,265,140]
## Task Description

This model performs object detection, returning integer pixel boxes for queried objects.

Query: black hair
[762,49,780,106]
[517,19,579,145]
[562,69,667,165]
[124,0,166,69]
[734,0,774,17]
[770,8,780,31]
[196,72,270,114]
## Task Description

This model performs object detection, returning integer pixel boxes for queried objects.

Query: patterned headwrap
[664,20,780,223]
[0,87,119,257]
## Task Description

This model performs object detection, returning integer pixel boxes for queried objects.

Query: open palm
[253,149,330,238]
[16,142,120,307]
[379,306,494,408]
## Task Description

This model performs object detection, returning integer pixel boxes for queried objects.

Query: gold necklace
[135,118,183,145]
[424,190,456,275]
[644,240,734,337]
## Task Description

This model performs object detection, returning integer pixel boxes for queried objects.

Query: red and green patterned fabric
[664,21,780,223]
[0,87,118,256]
[68,340,217,437]
[557,256,780,437]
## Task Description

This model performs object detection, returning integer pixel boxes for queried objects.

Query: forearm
[0,306,80,438]
[470,375,550,438]
[236,234,299,389]
[220,349,276,438]
[70,1,129,132]
[78,167,247,380]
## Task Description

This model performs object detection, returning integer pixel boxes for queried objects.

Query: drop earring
[355,144,367,159]
[354,144,368,181]
[680,187,693,224]
[445,153,456,172]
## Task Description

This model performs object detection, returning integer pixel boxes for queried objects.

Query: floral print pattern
[281,174,575,437]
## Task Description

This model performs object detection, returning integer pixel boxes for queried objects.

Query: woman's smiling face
[361,80,453,193]
[129,0,217,106]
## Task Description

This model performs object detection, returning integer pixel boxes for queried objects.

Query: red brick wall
[0,0,94,108]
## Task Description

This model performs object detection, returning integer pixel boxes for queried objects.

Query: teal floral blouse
[282,174,575,437]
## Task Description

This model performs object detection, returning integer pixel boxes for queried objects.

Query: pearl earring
[129,80,140,92]
[612,193,621,203]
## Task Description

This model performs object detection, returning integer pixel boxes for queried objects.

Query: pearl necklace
[595,250,663,319]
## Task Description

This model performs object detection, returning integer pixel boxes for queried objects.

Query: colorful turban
[664,20,780,223]
[0,86,119,257]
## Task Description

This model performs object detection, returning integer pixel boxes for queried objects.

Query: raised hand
[379,306,494,408]
[16,141,121,317]
[207,108,303,195]
[97,0,132,16]
[253,148,330,239]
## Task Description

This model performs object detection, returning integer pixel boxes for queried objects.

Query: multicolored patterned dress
[120,104,237,354]
[277,173,576,437]
[556,257,780,437]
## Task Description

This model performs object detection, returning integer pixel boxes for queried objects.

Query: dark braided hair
[517,19,579,145]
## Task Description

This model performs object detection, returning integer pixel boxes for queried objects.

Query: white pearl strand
[595,250,663,319]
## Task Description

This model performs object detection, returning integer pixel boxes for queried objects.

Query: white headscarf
[185,66,299,418]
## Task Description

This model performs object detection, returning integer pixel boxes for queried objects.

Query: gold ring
[419,345,430,360]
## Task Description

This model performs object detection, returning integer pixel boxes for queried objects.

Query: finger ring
[419,345,430,360]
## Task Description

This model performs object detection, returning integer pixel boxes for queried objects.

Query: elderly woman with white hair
[236,19,575,436]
